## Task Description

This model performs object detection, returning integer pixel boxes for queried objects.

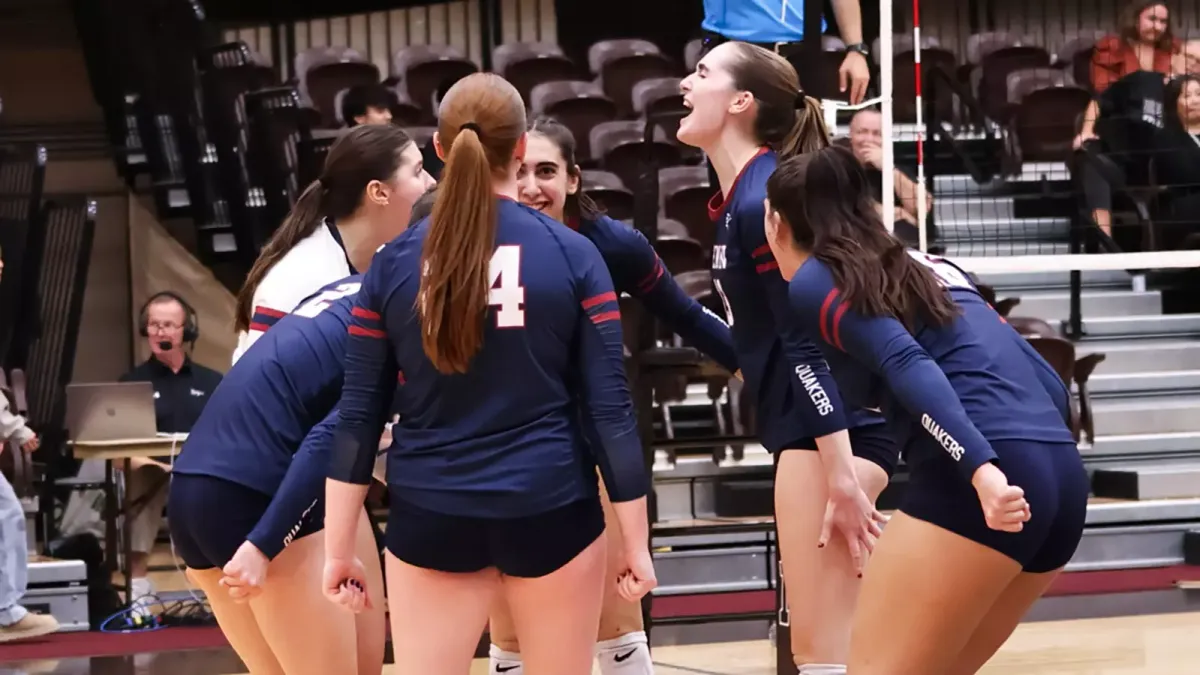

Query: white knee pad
[488,644,524,675]
[596,631,653,675]
[797,665,846,675]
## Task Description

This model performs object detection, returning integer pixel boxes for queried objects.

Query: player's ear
[728,90,754,116]
[566,165,582,196]
[432,132,445,160]
[365,179,389,207]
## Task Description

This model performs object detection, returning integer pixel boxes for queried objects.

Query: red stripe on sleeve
[590,310,622,324]
[582,291,618,310]
[751,244,771,258]
[253,305,286,318]
[636,260,665,294]
[831,302,849,351]
[351,306,381,320]
[248,322,271,333]
[756,261,779,273]
[348,325,386,339]
[818,289,839,346]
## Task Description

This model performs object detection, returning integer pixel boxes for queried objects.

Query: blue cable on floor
[98,603,167,633]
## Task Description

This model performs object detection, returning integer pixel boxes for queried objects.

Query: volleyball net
[863,0,1200,338]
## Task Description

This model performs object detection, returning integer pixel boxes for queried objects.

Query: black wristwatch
[845,42,870,58]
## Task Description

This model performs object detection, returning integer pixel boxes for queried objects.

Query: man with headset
[117,291,222,614]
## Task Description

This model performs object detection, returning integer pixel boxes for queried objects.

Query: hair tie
[794,92,807,109]
[459,122,482,134]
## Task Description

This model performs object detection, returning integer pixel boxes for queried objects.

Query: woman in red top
[1074,1,1184,237]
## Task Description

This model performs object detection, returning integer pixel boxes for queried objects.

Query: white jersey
[232,221,354,364]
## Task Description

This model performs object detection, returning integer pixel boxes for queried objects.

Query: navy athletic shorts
[779,422,901,477]
[902,440,1089,572]
[385,490,605,578]
[168,473,323,570]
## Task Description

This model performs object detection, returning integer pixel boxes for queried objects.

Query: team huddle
[165,40,1089,675]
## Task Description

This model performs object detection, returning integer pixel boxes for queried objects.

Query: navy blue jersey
[577,214,737,372]
[788,252,1075,483]
[332,198,646,519]
[174,276,363,559]
[710,148,880,452]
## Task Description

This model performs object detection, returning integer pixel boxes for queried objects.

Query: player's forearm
[814,429,859,489]
[610,497,651,555]
[646,285,739,373]
[324,479,369,560]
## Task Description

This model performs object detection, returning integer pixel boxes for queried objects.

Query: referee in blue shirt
[699,0,871,104]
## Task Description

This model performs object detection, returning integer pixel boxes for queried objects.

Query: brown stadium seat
[962,32,1051,122]
[875,34,957,124]
[590,120,682,188]
[1024,335,1106,445]
[1006,68,1091,162]
[631,77,697,158]
[974,283,1021,318]
[493,42,578,103]
[1056,29,1109,91]
[294,47,381,128]
[587,39,677,116]
[659,166,714,250]
[530,81,618,159]
[580,170,634,221]
[654,234,707,275]
[656,217,690,238]
[392,45,478,116]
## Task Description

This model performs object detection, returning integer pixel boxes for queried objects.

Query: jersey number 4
[489,245,525,328]
[293,282,362,318]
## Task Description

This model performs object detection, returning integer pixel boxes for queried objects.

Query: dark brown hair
[420,72,526,374]
[766,145,958,331]
[527,116,603,222]
[1120,1,1175,53]
[409,188,438,225]
[722,42,831,157]
[235,124,414,332]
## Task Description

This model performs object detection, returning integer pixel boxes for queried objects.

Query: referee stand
[629,113,792,673]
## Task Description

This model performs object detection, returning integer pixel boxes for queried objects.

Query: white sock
[797,665,846,675]
[488,644,524,675]
[596,631,653,675]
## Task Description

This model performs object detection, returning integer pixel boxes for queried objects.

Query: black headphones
[138,290,200,344]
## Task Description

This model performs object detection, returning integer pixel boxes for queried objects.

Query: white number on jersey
[292,282,362,318]
[907,251,973,291]
[489,245,526,328]
[713,277,735,326]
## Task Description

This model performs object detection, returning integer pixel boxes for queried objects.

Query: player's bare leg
[386,551,500,675]
[846,512,1023,674]
[775,451,888,673]
[249,531,361,675]
[186,567,284,675]
[504,533,607,675]
[352,509,387,675]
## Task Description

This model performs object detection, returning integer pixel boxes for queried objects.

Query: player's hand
[20,435,39,453]
[220,541,269,602]
[323,556,372,613]
[972,462,1030,532]
[839,50,870,105]
[819,478,887,576]
[616,546,657,602]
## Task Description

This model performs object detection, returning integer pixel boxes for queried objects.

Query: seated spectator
[340,84,394,127]
[1148,75,1200,248]
[846,108,932,247]
[1072,1,1190,238]
[117,292,221,615]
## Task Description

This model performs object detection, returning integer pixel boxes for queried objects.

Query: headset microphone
[157,340,174,351]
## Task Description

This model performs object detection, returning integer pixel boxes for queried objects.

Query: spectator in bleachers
[698,0,871,105]
[1073,1,1190,238]
[118,291,222,614]
[1147,74,1200,248]
[0,381,58,643]
[340,84,394,128]
[846,108,931,247]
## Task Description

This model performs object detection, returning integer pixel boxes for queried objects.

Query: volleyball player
[323,73,656,675]
[676,41,892,674]
[168,276,385,675]
[765,146,1089,674]
[232,124,435,363]
[471,116,738,675]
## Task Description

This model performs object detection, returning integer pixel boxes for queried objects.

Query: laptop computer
[65,382,158,443]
